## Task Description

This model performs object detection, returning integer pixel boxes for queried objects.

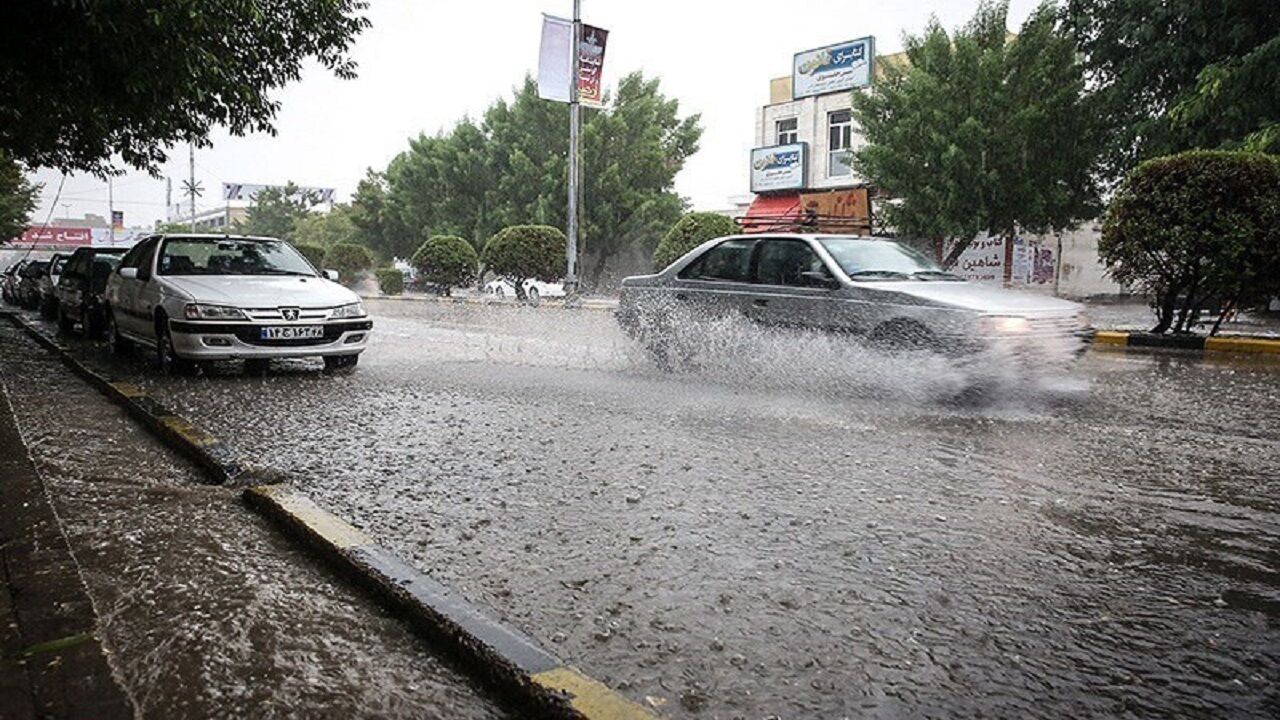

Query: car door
[746,237,844,332]
[111,237,157,337]
[671,238,758,322]
[57,251,87,319]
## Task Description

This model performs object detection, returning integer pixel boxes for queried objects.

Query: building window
[775,117,798,146]
[827,109,852,177]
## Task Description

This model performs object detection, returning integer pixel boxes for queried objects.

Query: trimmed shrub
[481,225,566,300]
[323,242,374,285]
[1101,150,1280,334]
[411,235,479,288]
[292,242,327,270]
[652,212,739,270]
[375,267,404,296]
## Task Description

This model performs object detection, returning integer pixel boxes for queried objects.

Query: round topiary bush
[481,225,566,300]
[323,242,374,285]
[292,242,327,271]
[375,267,404,296]
[652,212,739,271]
[411,235,479,289]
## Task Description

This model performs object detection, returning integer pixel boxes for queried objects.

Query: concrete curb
[243,485,656,720]
[361,293,618,313]
[1,312,254,485]
[1092,329,1280,355]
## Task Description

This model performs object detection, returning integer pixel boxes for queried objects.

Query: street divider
[1,311,256,485]
[244,484,656,720]
[1090,329,1280,355]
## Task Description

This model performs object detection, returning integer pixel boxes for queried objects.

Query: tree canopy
[0,0,369,175]
[360,73,701,288]
[652,212,739,270]
[1064,0,1280,180]
[411,235,479,289]
[238,184,321,240]
[482,225,566,300]
[1100,150,1280,334]
[852,1,1100,266]
[1,151,39,242]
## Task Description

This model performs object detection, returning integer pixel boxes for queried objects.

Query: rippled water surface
[12,300,1280,718]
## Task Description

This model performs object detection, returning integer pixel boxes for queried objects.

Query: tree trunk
[1151,288,1177,334]
[941,237,969,271]
[1210,299,1235,337]
[587,253,608,292]
[512,278,527,302]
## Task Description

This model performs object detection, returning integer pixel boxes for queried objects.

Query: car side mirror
[800,270,839,289]
[118,267,138,279]
[323,269,339,281]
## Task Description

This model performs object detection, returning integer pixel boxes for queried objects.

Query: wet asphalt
[6,298,1280,719]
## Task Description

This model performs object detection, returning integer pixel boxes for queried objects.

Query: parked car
[616,233,1090,365]
[55,247,128,337]
[2,261,28,304]
[104,234,372,374]
[483,278,566,304]
[36,252,70,318]
[15,260,50,310]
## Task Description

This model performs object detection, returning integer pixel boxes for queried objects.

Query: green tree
[1100,151,1280,334]
[349,169,412,260]
[382,73,700,288]
[239,183,319,240]
[652,212,739,270]
[323,242,374,285]
[0,151,38,242]
[411,235,479,290]
[292,242,327,270]
[481,225,566,301]
[0,0,369,174]
[1064,0,1280,179]
[852,1,1100,267]
[374,267,404,296]
[293,205,357,249]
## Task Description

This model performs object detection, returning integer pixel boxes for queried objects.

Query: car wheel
[85,305,105,339]
[57,305,75,333]
[154,320,197,375]
[107,309,133,354]
[867,320,938,353]
[526,286,541,306]
[323,354,359,372]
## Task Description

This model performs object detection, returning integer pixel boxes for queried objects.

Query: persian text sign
[538,16,609,108]
[793,37,874,98]
[221,183,335,203]
[14,226,92,248]
[578,24,608,107]
[750,143,807,193]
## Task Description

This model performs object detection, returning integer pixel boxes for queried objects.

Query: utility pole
[188,143,196,232]
[108,178,115,244]
[565,0,581,299]
[166,177,172,222]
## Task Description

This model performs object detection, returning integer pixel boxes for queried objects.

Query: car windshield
[818,237,959,281]
[158,238,317,276]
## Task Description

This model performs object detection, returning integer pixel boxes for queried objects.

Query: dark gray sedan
[617,233,1090,365]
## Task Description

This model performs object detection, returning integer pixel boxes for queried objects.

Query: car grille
[242,307,331,322]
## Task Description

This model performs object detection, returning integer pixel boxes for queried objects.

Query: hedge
[652,212,739,270]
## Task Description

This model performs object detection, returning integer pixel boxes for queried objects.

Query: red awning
[739,194,801,233]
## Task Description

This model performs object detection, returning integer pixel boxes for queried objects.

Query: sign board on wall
[750,143,807,193]
[793,37,874,99]
[13,226,93,248]
[950,233,1056,285]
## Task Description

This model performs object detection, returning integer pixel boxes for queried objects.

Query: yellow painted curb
[1204,336,1280,355]
[531,666,657,720]
[158,415,216,447]
[109,382,147,398]
[1092,331,1129,345]
[248,485,372,549]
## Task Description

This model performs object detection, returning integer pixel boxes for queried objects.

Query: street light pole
[188,143,197,233]
[108,178,115,244]
[565,0,581,299]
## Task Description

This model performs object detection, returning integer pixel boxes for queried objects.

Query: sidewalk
[0,382,134,719]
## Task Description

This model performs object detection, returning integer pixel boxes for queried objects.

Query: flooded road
[12,298,1280,718]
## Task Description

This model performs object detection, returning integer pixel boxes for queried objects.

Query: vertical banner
[578,24,608,108]
[538,15,572,103]
[111,210,124,230]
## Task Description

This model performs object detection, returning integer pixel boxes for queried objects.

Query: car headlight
[330,302,366,319]
[184,303,246,320]
[980,315,1030,333]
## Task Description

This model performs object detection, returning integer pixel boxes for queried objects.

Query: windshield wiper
[254,269,314,276]
[912,270,964,281]
[847,270,912,280]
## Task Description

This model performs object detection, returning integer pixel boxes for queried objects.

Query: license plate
[261,326,323,340]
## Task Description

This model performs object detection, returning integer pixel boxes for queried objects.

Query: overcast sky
[30,0,1040,227]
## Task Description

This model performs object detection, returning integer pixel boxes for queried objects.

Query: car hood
[861,280,1082,315]
[160,275,358,308]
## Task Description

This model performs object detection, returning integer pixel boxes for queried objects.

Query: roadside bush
[323,242,374,285]
[411,234,478,289]
[1100,150,1280,334]
[292,242,327,270]
[481,225,566,301]
[652,212,739,271]
[375,267,404,296]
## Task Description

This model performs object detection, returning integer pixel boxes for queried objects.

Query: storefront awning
[739,194,801,233]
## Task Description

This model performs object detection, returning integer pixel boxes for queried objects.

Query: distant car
[617,233,1090,366]
[36,252,69,318]
[483,278,566,304]
[105,234,372,374]
[2,261,28,304]
[55,247,128,337]
[15,260,50,310]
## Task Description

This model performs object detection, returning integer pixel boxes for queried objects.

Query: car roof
[155,233,283,242]
[717,233,886,242]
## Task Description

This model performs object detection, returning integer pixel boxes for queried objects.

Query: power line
[18,174,68,262]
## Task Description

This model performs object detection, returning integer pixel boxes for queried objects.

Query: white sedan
[483,278,565,304]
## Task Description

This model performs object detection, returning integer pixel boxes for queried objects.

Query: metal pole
[565,0,581,297]
[188,143,197,232]
[108,178,115,244]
